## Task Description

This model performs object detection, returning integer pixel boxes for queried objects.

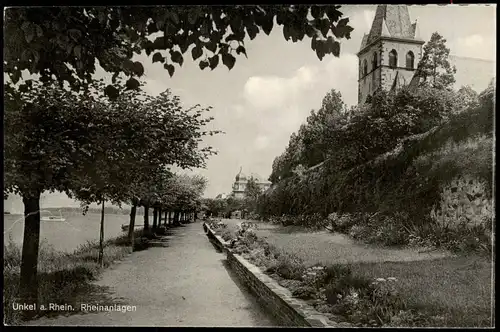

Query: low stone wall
[203,223,338,328]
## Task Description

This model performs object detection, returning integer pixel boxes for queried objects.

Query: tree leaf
[164,63,175,77]
[315,40,325,60]
[104,84,120,100]
[133,62,145,76]
[326,6,342,22]
[191,46,203,60]
[247,24,259,40]
[261,14,274,35]
[123,59,136,73]
[199,60,209,70]
[170,51,184,66]
[319,19,330,38]
[153,36,167,50]
[208,54,219,70]
[126,77,140,90]
[235,46,247,58]
[205,41,217,53]
[152,52,165,63]
[283,24,291,41]
[222,53,236,70]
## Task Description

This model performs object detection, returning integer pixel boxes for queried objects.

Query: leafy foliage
[5,5,354,97]
[417,32,457,90]
[257,83,494,248]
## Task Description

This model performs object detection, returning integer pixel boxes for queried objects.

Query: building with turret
[357,5,425,104]
[231,168,271,199]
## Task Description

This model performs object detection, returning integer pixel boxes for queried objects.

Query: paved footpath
[29,222,277,327]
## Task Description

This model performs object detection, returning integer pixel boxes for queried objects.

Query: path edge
[204,223,339,328]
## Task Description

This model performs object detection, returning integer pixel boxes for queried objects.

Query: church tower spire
[357,5,425,104]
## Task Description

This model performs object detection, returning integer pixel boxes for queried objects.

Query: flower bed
[219,222,446,327]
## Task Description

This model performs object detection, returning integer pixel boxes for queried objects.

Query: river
[3,212,131,253]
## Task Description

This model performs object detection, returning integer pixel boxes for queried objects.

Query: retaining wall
[203,223,339,328]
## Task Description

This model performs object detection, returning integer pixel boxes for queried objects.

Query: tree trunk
[174,211,180,226]
[144,205,150,231]
[153,207,158,229]
[168,211,172,225]
[128,203,137,250]
[158,207,162,227]
[19,194,41,320]
[98,200,105,268]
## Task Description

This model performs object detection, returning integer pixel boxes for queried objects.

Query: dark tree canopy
[4,5,354,97]
[417,32,457,90]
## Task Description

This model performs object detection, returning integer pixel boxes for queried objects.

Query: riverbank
[3,230,145,325]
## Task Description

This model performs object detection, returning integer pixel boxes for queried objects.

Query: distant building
[231,167,272,199]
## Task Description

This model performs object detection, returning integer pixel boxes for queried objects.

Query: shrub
[4,234,21,271]
[292,285,317,300]
[366,277,407,324]
[365,214,409,246]
[220,229,236,242]
[328,212,356,232]
[266,250,305,281]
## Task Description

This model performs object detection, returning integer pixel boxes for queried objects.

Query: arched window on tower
[406,51,415,69]
[389,50,398,68]
[372,52,378,69]
[363,59,368,76]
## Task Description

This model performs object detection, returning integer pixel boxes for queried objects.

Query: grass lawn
[239,220,493,327]
[351,256,493,327]
[252,222,451,264]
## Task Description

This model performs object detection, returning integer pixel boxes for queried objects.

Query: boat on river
[41,210,66,222]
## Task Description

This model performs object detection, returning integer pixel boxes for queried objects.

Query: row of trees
[4,79,214,316]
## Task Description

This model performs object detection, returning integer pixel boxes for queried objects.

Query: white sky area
[4,5,496,211]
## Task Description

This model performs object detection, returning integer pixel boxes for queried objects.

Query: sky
[4,4,497,211]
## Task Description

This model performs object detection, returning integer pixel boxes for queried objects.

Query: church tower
[357,5,425,104]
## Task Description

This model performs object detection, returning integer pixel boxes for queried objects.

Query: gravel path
[28,222,278,327]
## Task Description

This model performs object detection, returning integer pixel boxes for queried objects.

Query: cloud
[243,65,319,111]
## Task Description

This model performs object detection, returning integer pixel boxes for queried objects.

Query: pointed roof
[360,5,422,52]
[360,34,369,50]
